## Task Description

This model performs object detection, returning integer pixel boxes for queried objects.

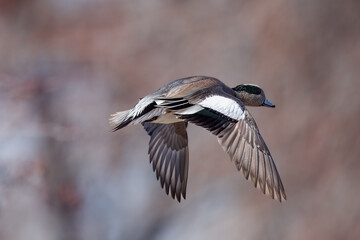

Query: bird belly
[151,112,183,124]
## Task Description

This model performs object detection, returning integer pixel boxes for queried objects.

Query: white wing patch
[199,95,244,120]
[177,105,204,115]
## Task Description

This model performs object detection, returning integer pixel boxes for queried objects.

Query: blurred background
[1,0,360,239]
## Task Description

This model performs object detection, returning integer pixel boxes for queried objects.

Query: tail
[109,110,132,132]
[110,97,164,132]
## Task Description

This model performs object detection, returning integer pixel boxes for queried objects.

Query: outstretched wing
[142,122,189,202]
[178,93,286,202]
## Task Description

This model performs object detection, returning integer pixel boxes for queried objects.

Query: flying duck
[110,76,286,202]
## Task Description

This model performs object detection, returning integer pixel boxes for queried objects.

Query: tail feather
[110,97,160,131]
[110,110,132,131]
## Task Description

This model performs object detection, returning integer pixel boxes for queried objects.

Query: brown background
[1,0,360,239]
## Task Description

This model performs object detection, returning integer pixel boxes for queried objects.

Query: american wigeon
[110,76,286,202]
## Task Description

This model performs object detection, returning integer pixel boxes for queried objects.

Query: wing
[178,93,286,202]
[142,122,189,202]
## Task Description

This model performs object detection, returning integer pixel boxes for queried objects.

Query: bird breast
[151,112,184,124]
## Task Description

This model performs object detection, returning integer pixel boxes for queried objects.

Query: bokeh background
[1,0,360,239]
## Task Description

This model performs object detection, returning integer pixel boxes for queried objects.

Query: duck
[110,76,286,202]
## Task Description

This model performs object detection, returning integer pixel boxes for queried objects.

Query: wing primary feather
[157,146,168,181]
[149,127,167,151]
[159,147,171,188]
[228,132,241,161]
[218,124,235,145]
[155,143,167,179]
[174,151,181,187]
[170,153,178,199]
[253,148,259,187]
[181,147,189,199]
[152,145,162,174]
[270,155,282,201]
[258,152,266,194]
[150,135,164,163]
[150,138,164,169]
[266,154,275,199]
[176,179,182,202]
[244,144,252,180]
[230,131,243,163]
[238,140,248,173]
[223,127,238,153]
[234,123,247,168]
[164,151,174,195]
[179,149,186,181]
